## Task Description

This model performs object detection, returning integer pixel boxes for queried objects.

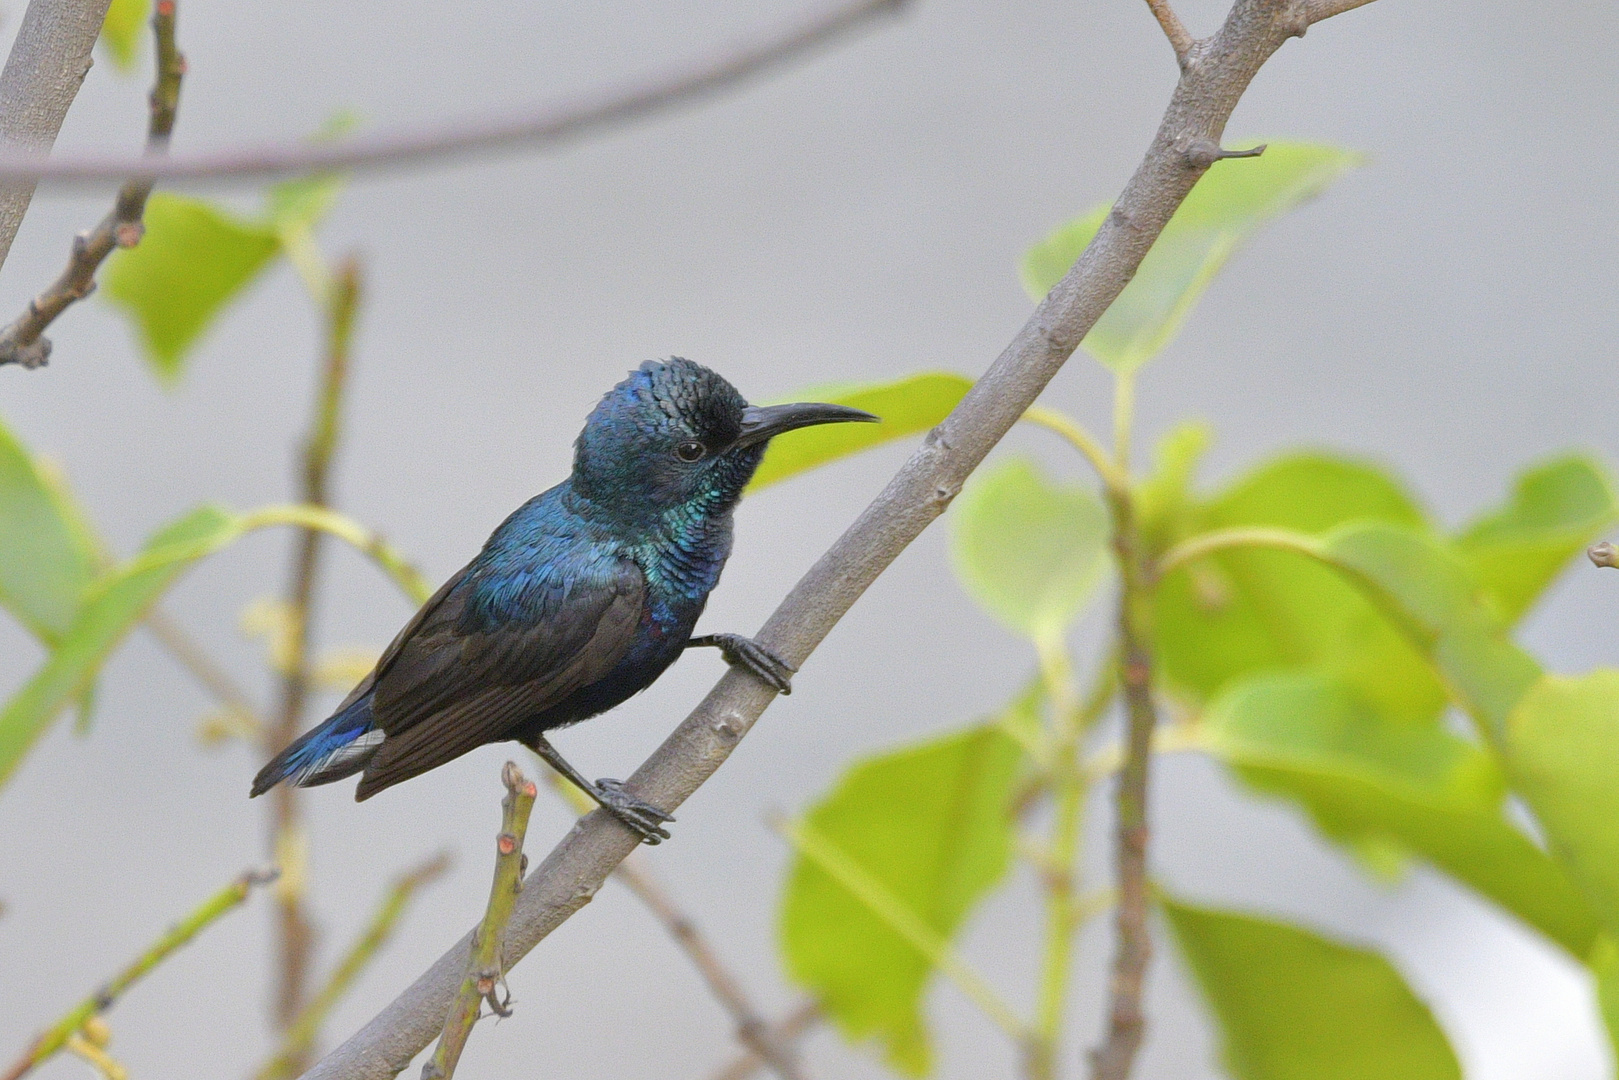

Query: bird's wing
[354,555,646,799]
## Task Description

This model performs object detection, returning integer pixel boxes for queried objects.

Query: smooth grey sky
[2,1,1616,1078]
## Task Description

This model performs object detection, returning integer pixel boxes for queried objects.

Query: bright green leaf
[1136,420,1211,554]
[0,419,101,643]
[950,457,1108,642]
[1206,672,1601,957]
[1455,454,1618,624]
[747,373,971,493]
[1154,453,1442,723]
[780,724,1022,1075]
[0,505,234,788]
[98,0,151,73]
[1591,935,1619,1065]
[103,194,281,381]
[1163,896,1461,1080]
[1022,143,1361,372]
[1505,671,1619,935]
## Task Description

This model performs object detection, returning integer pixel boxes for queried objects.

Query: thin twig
[0,0,184,369]
[1144,0,1196,65]
[255,854,451,1080]
[0,0,903,187]
[1088,478,1158,1080]
[539,768,802,1079]
[0,0,115,270]
[143,606,257,716]
[267,257,362,1052]
[0,868,276,1080]
[709,1002,824,1080]
[421,764,538,1080]
[615,855,808,1080]
[297,2,1384,1075]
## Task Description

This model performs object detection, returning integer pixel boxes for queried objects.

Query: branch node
[1181,136,1266,169]
[1589,542,1617,569]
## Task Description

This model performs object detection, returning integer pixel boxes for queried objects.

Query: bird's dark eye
[674,440,706,462]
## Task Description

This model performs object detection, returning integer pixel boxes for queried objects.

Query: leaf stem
[1156,525,1324,577]
[1022,406,1128,495]
[770,815,1031,1045]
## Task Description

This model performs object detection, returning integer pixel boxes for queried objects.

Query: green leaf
[1163,896,1461,1080]
[950,457,1109,642]
[1205,672,1601,957]
[1505,671,1619,935]
[1319,522,1542,738]
[1591,934,1619,1064]
[1154,453,1442,723]
[1454,454,1618,623]
[98,0,151,73]
[0,506,235,788]
[779,724,1022,1075]
[747,373,971,493]
[1136,420,1212,554]
[0,419,102,643]
[103,194,281,381]
[1022,143,1361,372]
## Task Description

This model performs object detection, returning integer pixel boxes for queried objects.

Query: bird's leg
[526,734,674,845]
[686,633,796,695]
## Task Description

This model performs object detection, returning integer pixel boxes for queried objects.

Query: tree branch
[0,0,904,187]
[1143,0,1195,66]
[0,868,276,1080]
[613,849,806,1080]
[421,764,537,1080]
[0,0,184,369]
[299,2,1376,1076]
[709,1003,823,1080]
[267,256,363,1057]
[0,0,114,270]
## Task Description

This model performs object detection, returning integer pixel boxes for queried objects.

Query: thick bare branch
[0,0,185,369]
[0,0,114,269]
[0,0,903,187]
[1305,0,1380,22]
[299,2,1370,1076]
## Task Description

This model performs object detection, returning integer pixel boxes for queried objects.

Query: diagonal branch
[0,0,185,368]
[710,1003,823,1080]
[298,1,1379,1076]
[0,0,904,187]
[1143,0,1196,66]
[0,0,114,270]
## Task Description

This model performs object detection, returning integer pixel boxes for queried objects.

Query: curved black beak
[734,401,879,449]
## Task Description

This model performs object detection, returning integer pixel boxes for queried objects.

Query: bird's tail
[250,692,383,797]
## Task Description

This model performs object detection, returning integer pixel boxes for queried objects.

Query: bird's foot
[593,778,674,845]
[689,633,796,694]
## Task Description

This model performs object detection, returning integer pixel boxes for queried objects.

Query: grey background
[1,0,1616,1077]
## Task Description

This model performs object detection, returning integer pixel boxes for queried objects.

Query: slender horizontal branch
[0,0,185,369]
[299,2,1377,1076]
[0,0,902,187]
[1,868,276,1080]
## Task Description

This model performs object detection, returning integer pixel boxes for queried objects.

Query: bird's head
[571,358,876,524]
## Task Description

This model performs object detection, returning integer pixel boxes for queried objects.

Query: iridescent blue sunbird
[251,358,877,843]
